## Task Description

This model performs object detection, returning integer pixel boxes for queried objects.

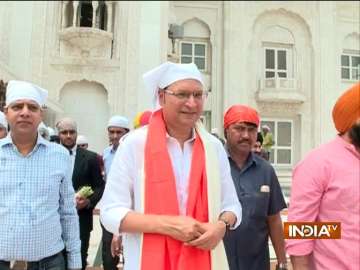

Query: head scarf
[143,62,204,108]
[223,105,260,129]
[332,82,360,133]
[6,80,48,107]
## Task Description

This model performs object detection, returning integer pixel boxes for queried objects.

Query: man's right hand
[111,235,122,257]
[290,255,311,270]
[163,215,205,242]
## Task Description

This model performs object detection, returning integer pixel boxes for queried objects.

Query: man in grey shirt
[223,104,287,270]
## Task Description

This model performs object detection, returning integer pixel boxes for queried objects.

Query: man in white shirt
[99,62,242,270]
[102,115,130,270]
[103,116,130,180]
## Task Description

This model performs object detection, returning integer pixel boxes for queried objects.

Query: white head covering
[56,118,77,132]
[211,128,219,134]
[108,115,130,130]
[47,127,56,137]
[38,122,47,131]
[38,122,49,140]
[262,125,271,131]
[143,62,204,108]
[6,80,48,107]
[76,135,88,145]
[0,111,7,129]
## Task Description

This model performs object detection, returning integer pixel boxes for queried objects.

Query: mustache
[238,139,251,144]
[349,123,360,148]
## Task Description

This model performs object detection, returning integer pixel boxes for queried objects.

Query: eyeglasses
[164,89,208,101]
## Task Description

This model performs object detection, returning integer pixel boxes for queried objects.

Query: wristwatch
[276,262,288,270]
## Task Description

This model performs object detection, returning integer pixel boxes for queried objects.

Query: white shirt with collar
[99,126,242,270]
[68,145,77,176]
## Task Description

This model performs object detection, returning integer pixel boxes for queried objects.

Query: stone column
[92,1,99,28]
[61,1,69,28]
[315,2,337,144]
[72,1,79,27]
[105,2,113,32]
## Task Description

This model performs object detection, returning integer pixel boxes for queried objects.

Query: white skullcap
[262,125,271,131]
[77,135,88,145]
[38,122,47,131]
[0,111,7,129]
[108,115,130,130]
[6,80,48,107]
[38,122,49,140]
[143,62,204,108]
[56,118,77,132]
[211,128,219,134]
[47,127,56,137]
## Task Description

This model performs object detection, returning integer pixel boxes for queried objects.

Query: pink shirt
[286,136,360,270]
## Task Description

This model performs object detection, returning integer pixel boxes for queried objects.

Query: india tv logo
[284,222,341,239]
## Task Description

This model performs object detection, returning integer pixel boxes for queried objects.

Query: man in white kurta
[100,62,242,270]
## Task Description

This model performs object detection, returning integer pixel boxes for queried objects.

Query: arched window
[79,1,93,27]
[261,26,295,79]
[341,33,360,81]
[180,18,211,73]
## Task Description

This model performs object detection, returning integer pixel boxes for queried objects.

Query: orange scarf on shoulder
[141,109,211,270]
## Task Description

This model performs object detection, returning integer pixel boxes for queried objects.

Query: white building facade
[0,1,359,193]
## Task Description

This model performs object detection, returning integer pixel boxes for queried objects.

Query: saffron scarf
[141,109,211,270]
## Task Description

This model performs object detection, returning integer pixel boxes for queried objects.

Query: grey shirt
[223,152,286,270]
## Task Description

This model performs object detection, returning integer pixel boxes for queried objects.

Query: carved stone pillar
[92,1,99,28]
[105,2,113,32]
[61,1,69,28]
[73,1,79,27]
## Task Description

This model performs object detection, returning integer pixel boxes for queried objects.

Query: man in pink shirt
[286,82,360,270]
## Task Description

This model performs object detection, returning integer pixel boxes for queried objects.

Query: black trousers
[101,223,119,270]
[80,230,91,270]
[0,261,9,270]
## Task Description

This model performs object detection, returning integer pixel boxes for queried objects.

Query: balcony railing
[260,77,297,91]
[256,76,306,104]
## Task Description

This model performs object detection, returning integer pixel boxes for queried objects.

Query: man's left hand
[185,221,226,250]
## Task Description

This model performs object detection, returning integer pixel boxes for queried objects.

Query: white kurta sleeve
[99,137,136,235]
[217,142,242,229]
